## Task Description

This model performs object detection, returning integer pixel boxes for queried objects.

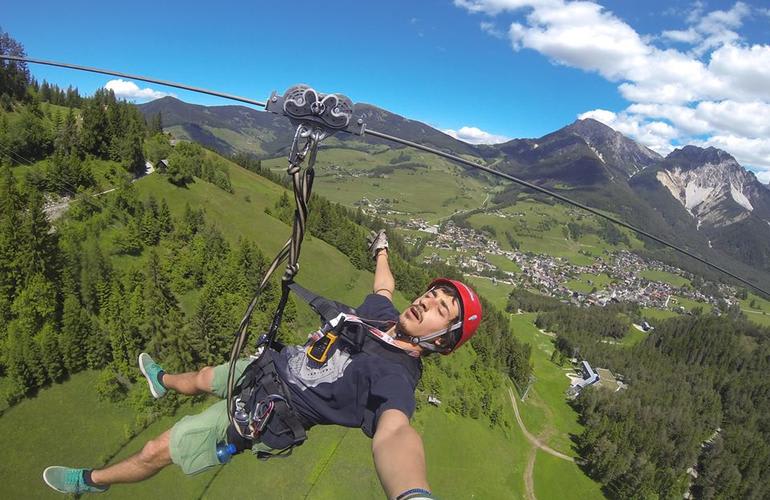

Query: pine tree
[54,108,79,156]
[158,199,173,234]
[18,189,59,282]
[190,284,230,366]
[4,323,46,399]
[85,314,110,369]
[59,295,89,372]
[38,323,65,382]
[148,112,163,135]
[80,92,111,157]
[0,166,22,331]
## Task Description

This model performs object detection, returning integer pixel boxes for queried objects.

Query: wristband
[396,488,434,500]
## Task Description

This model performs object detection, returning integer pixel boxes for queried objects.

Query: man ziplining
[43,230,482,500]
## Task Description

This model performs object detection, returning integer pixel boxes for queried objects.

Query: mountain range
[139,97,770,291]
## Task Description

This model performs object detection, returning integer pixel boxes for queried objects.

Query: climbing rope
[225,86,357,437]
[225,124,318,435]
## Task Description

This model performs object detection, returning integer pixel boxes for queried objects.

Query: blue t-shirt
[274,293,420,437]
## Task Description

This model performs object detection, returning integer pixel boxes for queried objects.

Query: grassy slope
[740,292,770,327]
[264,148,493,223]
[0,371,136,499]
[0,157,545,499]
[639,269,690,288]
[534,450,603,500]
[1,373,530,499]
[134,157,399,312]
[565,273,613,293]
[510,314,584,456]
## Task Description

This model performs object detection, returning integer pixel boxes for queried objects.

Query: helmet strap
[399,322,462,352]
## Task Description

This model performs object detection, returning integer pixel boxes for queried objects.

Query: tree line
[519,287,770,498]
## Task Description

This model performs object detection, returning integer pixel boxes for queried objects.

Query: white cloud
[456,0,770,171]
[579,108,677,155]
[661,28,701,44]
[756,170,770,184]
[104,79,175,102]
[480,21,506,38]
[443,126,511,144]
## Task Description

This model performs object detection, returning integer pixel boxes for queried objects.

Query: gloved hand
[367,229,389,259]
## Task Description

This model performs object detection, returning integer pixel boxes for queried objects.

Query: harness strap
[229,350,307,459]
[307,313,421,358]
[288,281,346,322]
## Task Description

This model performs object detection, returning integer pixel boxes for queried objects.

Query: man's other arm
[372,408,431,499]
[373,249,395,299]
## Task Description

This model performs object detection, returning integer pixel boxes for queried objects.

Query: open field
[565,273,613,293]
[621,325,648,347]
[0,369,531,499]
[510,314,585,457]
[0,371,137,499]
[672,295,713,314]
[640,269,690,288]
[740,292,770,327]
[485,252,522,273]
[534,450,603,499]
[467,276,514,311]
[263,148,494,223]
[641,307,678,321]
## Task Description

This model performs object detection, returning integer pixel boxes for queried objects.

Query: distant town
[363,209,746,315]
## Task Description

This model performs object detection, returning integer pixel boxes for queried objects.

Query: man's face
[397,287,460,339]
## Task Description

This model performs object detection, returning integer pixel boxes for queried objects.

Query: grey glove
[367,229,389,259]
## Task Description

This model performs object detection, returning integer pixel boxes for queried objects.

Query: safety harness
[225,282,422,459]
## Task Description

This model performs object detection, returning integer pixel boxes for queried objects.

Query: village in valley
[352,205,759,400]
[385,213,741,315]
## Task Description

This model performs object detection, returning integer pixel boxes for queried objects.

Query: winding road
[508,387,575,500]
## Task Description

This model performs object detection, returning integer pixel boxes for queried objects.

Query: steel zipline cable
[363,129,770,297]
[3,54,769,298]
[0,55,267,108]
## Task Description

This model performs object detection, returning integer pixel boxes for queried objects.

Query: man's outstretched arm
[373,248,395,298]
[372,409,431,499]
[369,230,394,298]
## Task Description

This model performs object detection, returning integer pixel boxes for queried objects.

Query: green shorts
[169,358,275,475]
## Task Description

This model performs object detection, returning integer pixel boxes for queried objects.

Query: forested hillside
[0,32,531,434]
[514,290,770,499]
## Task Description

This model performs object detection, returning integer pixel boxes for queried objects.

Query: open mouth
[409,305,421,321]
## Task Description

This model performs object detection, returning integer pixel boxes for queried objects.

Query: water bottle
[216,442,237,464]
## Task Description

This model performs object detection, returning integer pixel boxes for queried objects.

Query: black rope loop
[226,122,323,437]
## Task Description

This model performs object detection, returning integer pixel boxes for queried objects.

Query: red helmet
[427,278,482,354]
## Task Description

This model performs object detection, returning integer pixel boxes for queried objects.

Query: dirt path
[508,387,575,462]
[524,447,537,500]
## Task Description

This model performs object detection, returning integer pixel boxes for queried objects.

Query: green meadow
[0,368,532,499]
[740,292,770,327]
[620,324,648,347]
[1,153,600,499]
[263,147,494,223]
[565,273,613,293]
[639,269,690,288]
[509,314,585,457]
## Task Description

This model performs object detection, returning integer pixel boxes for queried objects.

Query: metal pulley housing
[265,84,365,136]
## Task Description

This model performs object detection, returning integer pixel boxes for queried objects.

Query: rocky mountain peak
[655,145,770,226]
[560,118,662,177]
[666,146,739,171]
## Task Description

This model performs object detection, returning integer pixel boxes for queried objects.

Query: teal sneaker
[139,352,167,399]
[43,466,108,494]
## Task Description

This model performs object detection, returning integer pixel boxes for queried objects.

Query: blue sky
[3,1,770,180]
